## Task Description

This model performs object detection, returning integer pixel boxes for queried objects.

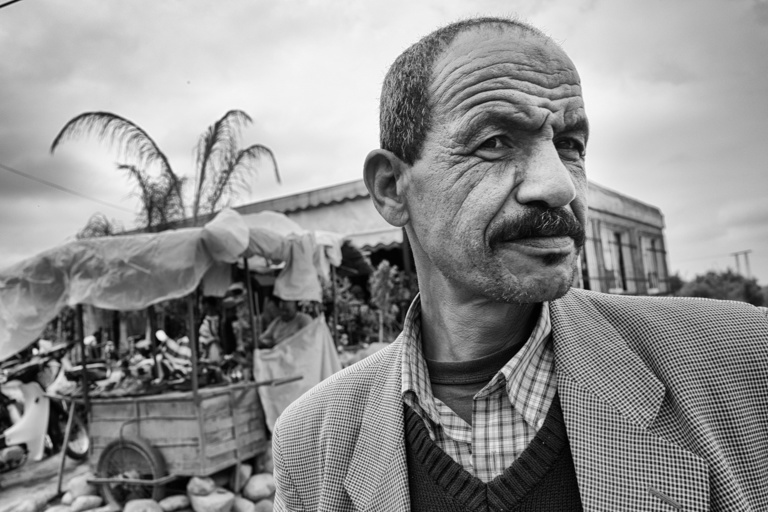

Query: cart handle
[88,474,179,486]
[253,375,303,387]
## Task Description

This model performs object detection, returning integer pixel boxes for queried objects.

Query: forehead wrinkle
[447,87,583,123]
[444,94,585,143]
[431,69,581,123]
[446,74,582,108]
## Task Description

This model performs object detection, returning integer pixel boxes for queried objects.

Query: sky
[1,0,767,285]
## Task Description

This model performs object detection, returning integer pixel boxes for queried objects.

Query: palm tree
[50,109,280,229]
[52,110,280,361]
[76,212,123,239]
[192,109,280,223]
[51,112,185,231]
[116,164,185,231]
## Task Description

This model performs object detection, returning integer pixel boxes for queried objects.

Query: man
[273,17,768,511]
[198,296,222,362]
[259,298,312,349]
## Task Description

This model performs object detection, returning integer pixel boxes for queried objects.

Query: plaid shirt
[401,297,557,483]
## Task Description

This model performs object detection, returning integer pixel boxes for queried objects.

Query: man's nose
[513,142,577,208]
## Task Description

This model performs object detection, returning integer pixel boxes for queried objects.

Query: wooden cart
[87,379,273,505]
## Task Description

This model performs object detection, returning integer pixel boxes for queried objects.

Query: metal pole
[74,305,90,417]
[331,265,339,346]
[56,401,77,494]
[744,250,752,278]
[243,257,259,349]
[187,294,199,403]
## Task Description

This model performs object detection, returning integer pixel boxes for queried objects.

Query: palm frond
[76,213,123,239]
[192,110,253,221]
[205,144,280,214]
[118,163,155,229]
[51,112,183,212]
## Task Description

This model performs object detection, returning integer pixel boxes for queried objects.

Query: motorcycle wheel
[63,412,90,460]
[97,436,167,507]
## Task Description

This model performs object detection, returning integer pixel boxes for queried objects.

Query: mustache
[487,206,585,249]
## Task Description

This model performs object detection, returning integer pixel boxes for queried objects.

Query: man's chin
[490,257,579,304]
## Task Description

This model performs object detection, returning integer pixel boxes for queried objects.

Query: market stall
[0,208,343,505]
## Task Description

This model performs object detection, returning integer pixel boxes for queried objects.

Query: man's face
[403,27,589,304]
[279,300,298,321]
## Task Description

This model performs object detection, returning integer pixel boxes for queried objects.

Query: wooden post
[147,306,161,380]
[74,304,90,416]
[55,401,77,494]
[243,258,260,381]
[187,294,199,404]
[243,257,259,347]
[331,265,339,346]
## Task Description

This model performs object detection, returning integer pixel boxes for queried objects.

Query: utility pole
[731,250,753,278]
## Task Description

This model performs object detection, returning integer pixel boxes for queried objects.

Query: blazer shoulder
[554,288,768,373]
[562,288,768,325]
[275,339,402,438]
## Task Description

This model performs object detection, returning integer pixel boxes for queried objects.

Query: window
[602,228,628,293]
[580,250,590,290]
[641,236,666,294]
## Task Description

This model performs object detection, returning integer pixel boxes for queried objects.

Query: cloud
[2,0,768,285]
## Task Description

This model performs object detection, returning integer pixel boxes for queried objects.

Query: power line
[0,161,133,213]
[0,0,25,10]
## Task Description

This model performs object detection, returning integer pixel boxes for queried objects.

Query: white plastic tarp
[240,212,344,302]
[253,316,341,431]
[0,209,249,360]
[0,208,347,360]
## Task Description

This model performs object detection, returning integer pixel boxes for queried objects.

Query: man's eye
[477,136,505,150]
[555,138,585,157]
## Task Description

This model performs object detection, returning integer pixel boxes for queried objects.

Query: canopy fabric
[254,316,341,432]
[240,212,345,302]
[0,209,249,361]
[0,208,350,360]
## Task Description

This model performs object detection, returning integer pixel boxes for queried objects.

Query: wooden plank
[90,402,137,419]
[237,430,266,448]
[205,448,240,469]
[89,418,201,443]
[233,409,262,426]
[205,439,238,458]
[203,415,234,434]
[234,418,260,437]
[231,387,258,409]
[157,445,202,474]
[141,399,197,418]
[205,426,235,446]
[91,435,199,449]
[200,394,230,418]
[238,439,269,460]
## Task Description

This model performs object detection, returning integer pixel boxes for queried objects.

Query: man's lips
[500,236,575,253]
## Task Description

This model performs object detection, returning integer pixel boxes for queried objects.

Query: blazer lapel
[551,291,710,511]
[343,339,410,512]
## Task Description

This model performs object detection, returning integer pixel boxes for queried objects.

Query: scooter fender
[3,381,50,461]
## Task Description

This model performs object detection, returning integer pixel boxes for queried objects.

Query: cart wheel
[97,437,167,506]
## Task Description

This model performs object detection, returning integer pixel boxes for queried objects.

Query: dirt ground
[0,455,90,512]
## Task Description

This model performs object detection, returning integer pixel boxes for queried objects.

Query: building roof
[230,178,665,251]
[236,178,665,227]
[236,180,369,216]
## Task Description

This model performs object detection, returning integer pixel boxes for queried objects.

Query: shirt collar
[400,294,555,429]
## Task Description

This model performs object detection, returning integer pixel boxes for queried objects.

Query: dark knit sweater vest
[405,395,582,511]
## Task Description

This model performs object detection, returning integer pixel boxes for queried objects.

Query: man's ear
[363,149,410,227]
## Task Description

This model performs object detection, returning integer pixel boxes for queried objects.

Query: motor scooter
[0,344,91,472]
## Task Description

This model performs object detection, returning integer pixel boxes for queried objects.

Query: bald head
[379,17,555,165]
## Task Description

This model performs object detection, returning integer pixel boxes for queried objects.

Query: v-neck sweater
[404,394,583,511]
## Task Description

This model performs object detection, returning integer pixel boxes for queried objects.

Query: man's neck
[418,289,540,362]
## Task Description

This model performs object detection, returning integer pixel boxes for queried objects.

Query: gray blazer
[273,289,768,511]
